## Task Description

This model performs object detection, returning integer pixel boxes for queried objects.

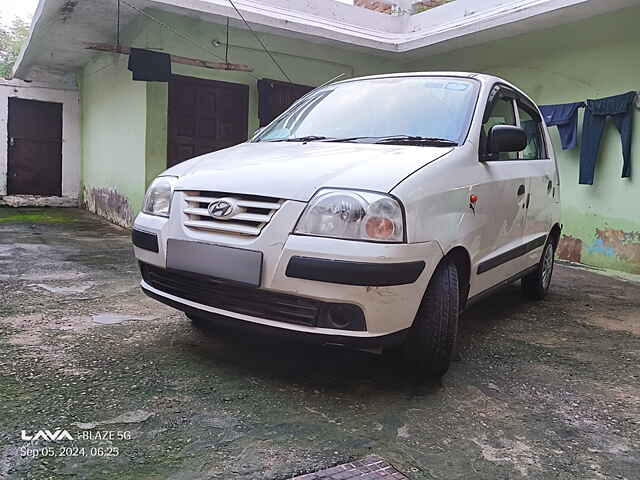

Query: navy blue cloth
[580,91,636,185]
[539,102,585,150]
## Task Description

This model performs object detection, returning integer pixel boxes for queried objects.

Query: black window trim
[480,82,550,162]
[480,84,518,161]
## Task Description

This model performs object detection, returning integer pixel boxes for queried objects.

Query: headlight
[295,189,405,243]
[142,177,177,217]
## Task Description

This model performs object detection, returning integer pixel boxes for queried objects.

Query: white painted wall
[0,79,81,201]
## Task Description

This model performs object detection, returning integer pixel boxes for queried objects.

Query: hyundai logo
[208,199,235,218]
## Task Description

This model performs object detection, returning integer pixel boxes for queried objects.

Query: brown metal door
[168,75,249,167]
[257,78,314,127]
[7,98,63,196]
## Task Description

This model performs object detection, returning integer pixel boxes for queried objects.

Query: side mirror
[487,125,527,154]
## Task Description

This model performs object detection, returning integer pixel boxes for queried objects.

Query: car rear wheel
[402,260,459,378]
[522,238,556,300]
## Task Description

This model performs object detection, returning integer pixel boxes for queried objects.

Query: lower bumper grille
[139,262,365,330]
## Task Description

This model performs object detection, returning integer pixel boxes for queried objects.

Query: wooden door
[257,78,314,127]
[168,75,249,167]
[7,98,63,196]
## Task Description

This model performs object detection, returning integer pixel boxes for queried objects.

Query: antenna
[316,72,347,90]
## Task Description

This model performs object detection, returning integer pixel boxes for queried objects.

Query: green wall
[80,53,148,226]
[404,6,640,273]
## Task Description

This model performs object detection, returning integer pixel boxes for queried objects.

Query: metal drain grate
[291,455,409,479]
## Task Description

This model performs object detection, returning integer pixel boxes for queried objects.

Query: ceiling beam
[84,43,254,72]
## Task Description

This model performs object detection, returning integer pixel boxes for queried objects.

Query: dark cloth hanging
[539,102,585,150]
[579,91,636,185]
[128,48,172,82]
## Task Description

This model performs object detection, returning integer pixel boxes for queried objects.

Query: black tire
[187,313,206,325]
[402,260,459,378]
[522,238,556,300]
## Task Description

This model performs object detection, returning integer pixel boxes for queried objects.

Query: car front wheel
[402,260,459,378]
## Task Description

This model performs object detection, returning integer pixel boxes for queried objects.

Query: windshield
[254,76,479,145]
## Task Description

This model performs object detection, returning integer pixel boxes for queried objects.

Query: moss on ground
[0,208,76,224]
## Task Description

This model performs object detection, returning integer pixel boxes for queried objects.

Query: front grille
[140,263,366,331]
[140,262,322,327]
[182,191,283,236]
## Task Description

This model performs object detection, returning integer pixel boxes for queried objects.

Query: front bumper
[133,209,443,338]
[142,285,410,349]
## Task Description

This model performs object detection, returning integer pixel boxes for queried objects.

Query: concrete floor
[1,207,639,480]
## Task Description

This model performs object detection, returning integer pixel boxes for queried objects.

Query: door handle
[517,184,526,196]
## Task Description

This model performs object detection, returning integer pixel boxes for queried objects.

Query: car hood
[167,142,453,201]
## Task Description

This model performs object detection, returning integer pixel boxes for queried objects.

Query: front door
[470,89,530,295]
[7,98,63,196]
[167,75,249,167]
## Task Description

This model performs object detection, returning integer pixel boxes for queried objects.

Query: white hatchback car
[133,72,561,377]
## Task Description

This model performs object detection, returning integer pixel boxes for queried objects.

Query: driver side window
[482,95,518,161]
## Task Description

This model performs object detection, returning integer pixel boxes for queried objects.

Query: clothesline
[540,91,638,185]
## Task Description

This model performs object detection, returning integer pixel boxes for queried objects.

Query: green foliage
[0,17,30,79]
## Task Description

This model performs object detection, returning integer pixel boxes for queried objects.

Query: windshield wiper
[374,136,458,146]
[328,135,458,146]
[266,136,333,143]
[264,135,458,146]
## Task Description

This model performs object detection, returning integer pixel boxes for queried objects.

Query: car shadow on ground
[181,281,532,393]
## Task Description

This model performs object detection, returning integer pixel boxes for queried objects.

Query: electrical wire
[116,0,121,46]
[227,0,293,83]
[225,17,230,69]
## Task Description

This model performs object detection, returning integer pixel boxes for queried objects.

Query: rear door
[516,99,556,268]
[7,98,62,196]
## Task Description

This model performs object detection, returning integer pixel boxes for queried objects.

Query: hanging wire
[116,0,121,47]
[117,0,262,80]
[227,0,292,83]
[225,17,230,69]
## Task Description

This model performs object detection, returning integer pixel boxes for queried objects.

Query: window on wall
[517,104,546,160]
[482,95,518,160]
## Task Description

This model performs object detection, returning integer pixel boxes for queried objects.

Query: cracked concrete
[1,207,639,480]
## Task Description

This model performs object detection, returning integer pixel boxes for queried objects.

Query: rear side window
[517,105,547,160]
[482,96,517,160]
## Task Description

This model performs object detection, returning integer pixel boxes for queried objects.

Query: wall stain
[59,1,78,22]
[593,228,640,265]
[82,187,133,228]
[557,235,583,263]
